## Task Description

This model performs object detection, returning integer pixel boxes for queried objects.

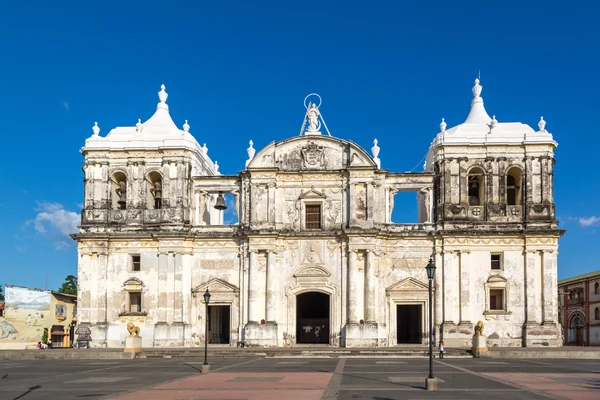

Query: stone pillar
[157,252,168,322]
[443,251,459,324]
[173,253,183,323]
[434,251,443,328]
[364,250,376,323]
[166,252,175,324]
[525,250,540,324]
[194,192,200,225]
[347,250,359,323]
[459,250,471,325]
[247,250,259,323]
[266,250,277,323]
[542,250,558,323]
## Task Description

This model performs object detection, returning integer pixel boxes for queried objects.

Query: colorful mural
[0,285,51,345]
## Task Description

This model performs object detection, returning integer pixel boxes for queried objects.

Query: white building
[74,79,563,348]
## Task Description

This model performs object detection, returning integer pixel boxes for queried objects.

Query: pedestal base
[243,322,278,347]
[201,364,210,374]
[344,323,379,347]
[472,335,488,358]
[426,378,438,391]
[124,336,142,353]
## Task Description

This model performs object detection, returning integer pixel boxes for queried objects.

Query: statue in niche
[307,103,320,132]
[150,181,162,209]
[304,245,322,264]
[115,181,127,209]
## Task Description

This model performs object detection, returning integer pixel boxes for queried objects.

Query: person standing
[34,312,39,326]
[439,340,445,359]
[26,314,31,325]
[315,327,321,344]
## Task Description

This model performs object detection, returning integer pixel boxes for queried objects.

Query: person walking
[26,314,31,325]
[33,312,39,326]
[315,327,321,344]
[439,340,445,359]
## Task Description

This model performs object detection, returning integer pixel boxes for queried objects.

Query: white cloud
[62,101,70,111]
[31,202,79,248]
[579,216,600,227]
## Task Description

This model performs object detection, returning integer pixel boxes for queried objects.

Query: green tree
[58,275,78,295]
[0,285,4,301]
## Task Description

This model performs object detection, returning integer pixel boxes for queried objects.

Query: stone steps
[137,347,472,359]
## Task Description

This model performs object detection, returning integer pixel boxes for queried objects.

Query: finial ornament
[158,84,168,104]
[440,117,447,132]
[490,115,498,130]
[136,118,143,132]
[371,139,381,169]
[245,140,256,168]
[247,140,255,159]
[538,116,546,132]
[92,122,100,136]
[371,139,380,158]
[183,119,190,133]
[472,77,482,98]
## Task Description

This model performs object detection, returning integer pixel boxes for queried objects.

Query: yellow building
[49,291,77,348]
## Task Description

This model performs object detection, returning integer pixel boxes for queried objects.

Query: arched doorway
[569,312,585,346]
[296,292,330,344]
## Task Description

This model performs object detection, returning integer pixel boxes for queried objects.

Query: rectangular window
[490,289,504,310]
[305,204,321,229]
[491,254,502,270]
[129,292,142,313]
[131,255,141,271]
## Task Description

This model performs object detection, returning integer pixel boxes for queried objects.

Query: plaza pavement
[0,357,598,400]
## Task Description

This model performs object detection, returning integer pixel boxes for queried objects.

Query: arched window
[506,167,523,206]
[146,171,163,210]
[111,171,127,210]
[595,282,599,295]
[468,167,485,206]
[595,307,600,320]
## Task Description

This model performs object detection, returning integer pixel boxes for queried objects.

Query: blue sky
[1,0,598,291]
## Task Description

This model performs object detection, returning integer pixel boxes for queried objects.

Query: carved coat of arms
[301,141,324,169]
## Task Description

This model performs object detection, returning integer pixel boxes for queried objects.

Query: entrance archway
[569,312,585,346]
[296,292,330,344]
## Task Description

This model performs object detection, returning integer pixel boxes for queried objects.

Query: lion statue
[127,322,140,337]
[474,320,484,336]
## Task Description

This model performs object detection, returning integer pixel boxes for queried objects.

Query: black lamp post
[425,257,437,390]
[203,288,211,372]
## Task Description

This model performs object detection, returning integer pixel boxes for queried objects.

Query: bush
[41,329,48,344]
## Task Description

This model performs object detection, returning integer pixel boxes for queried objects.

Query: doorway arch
[296,292,330,344]
[568,312,585,346]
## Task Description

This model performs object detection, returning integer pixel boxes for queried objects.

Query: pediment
[124,278,144,285]
[193,278,239,294]
[386,277,429,293]
[487,275,507,284]
[294,266,331,278]
[246,136,376,171]
[299,188,326,199]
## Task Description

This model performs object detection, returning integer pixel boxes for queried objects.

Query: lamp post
[202,288,211,374]
[425,257,437,391]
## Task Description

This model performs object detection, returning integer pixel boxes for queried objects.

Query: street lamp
[425,257,437,391]
[202,288,211,374]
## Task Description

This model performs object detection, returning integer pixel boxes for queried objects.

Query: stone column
[542,250,558,323]
[524,250,540,323]
[194,192,200,225]
[166,252,175,324]
[266,250,277,323]
[157,252,168,322]
[434,251,443,328]
[365,250,376,323]
[247,250,259,323]
[173,253,183,323]
[459,250,471,325]
[443,251,459,324]
[347,250,359,323]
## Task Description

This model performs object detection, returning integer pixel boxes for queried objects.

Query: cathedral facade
[74,80,563,348]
